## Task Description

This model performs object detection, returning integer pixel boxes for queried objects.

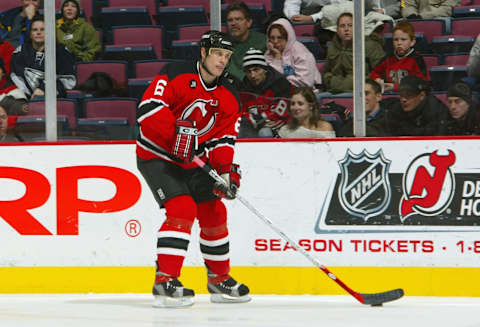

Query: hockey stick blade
[360,288,404,306]
[192,156,405,306]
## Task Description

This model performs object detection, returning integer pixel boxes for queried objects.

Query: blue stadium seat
[453,6,480,18]
[103,44,156,62]
[430,35,475,55]
[99,7,151,31]
[154,6,208,32]
[128,78,153,100]
[76,118,132,140]
[430,65,468,91]
[298,37,324,59]
[170,40,200,61]
[16,116,71,141]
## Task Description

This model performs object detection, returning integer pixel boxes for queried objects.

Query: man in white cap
[239,48,293,138]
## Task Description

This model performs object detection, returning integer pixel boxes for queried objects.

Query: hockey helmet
[199,30,234,53]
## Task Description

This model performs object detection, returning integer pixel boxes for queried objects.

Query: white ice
[0,294,479,327]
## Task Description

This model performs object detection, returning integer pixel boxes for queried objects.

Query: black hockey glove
[213,164,241,200]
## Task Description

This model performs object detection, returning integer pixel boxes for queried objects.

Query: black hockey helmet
[199,30,234,54]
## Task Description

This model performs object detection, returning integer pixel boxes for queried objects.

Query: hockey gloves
[213,164,241,200]
[171,120,198,163]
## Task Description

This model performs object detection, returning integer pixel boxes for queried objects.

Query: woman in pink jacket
[265,18,322,90]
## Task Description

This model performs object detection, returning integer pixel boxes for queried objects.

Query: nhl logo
[190,80,197,88]
[338,149,391,221]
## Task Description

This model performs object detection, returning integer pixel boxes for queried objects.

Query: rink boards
[1,138,480,296]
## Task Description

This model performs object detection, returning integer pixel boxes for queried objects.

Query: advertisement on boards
[1,139,480,270]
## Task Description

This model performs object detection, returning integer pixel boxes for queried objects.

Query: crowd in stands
[0,0,480,142]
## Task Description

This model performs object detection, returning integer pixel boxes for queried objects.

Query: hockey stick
[193,156,404,306]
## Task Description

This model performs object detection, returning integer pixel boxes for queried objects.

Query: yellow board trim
[1,266,479,297]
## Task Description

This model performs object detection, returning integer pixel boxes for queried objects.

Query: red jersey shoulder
[140,61,198,104]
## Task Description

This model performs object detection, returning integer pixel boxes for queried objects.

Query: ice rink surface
[0,294,479,327]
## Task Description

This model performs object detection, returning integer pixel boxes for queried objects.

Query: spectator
[10,17,76,100]
[0,38,14,75]
[445,81,480,135]
[277,86,335,138]
[225,1,266,81]
[383,75,450,136]
[0,0,41,48]
[322,12,385,94]
[379,0,401,18]
[466,34,480,87]
[0,58,29,115]
[56,0,101,62]
[340,79,386,137]
[0,98,22,142]
[370,21,428,92]
[265,18,322,90]
[401,0,459,19]
[239,48,293,138]
[283,0,385,23]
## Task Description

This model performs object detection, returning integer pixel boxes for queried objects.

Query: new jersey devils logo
[338,149,391,221]
[181,99,217,136]
[400,150,456,221]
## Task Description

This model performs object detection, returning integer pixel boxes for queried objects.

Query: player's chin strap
[192,156,404,306]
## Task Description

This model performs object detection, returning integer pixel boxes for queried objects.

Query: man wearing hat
[383,75,450,136]
[239,48,293,138]
[446,81,480,135]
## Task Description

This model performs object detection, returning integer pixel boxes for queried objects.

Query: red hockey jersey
[369,50,429,92]
[136,61,242,170]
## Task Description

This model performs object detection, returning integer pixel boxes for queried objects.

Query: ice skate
[207,275,251,303]
[152,278,195,308]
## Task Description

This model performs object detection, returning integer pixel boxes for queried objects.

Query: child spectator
[56,0,101,62]
[370,21,428,92]
[265,18,322,90]
[278,87,335,138]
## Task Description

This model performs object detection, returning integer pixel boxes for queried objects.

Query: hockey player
[136,30,250,308]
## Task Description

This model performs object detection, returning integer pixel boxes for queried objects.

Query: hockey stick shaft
[193,156,379,304]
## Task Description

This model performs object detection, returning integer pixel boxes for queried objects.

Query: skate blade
[210,293,252,303]
[152,295,194,308]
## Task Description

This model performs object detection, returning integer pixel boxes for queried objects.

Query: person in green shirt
[56,0,100,62]
[225,1,266,82]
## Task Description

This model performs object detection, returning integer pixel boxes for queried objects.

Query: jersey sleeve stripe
[199,135,236,152]
[137,99,169,122]
[137,129,175,162]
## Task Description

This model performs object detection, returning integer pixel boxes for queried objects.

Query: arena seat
[28,99,78,129]
[83,97,138,126]
[76,118,131,140]
[75,60,128,85]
